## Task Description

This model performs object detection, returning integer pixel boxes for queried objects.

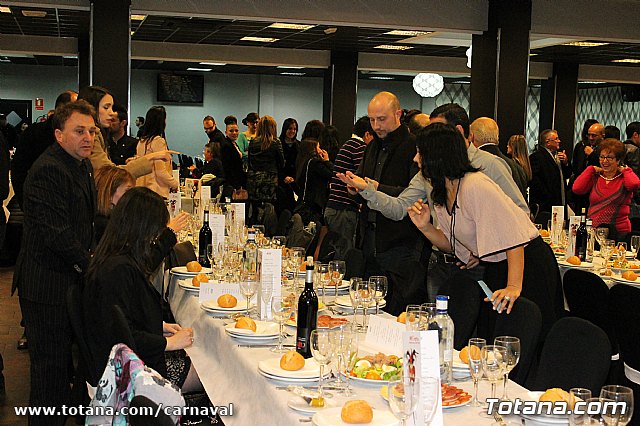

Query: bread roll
[341,400,373,424]
[218,294,238,308]
[622,270,638,281]
[396,312,407,324]
[280,350,305,371]
[191,273,209,287]
[539,388,575,408]
[235,316,257,332]
[566,256,581,266]
[186,261,202,272]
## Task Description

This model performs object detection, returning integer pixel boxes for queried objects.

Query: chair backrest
[165,241,197,270]
[129,395,176,426]
[609,284,640,372]
[535,210,551,227]
[66,284,99,386]
[493,297,542,386]
[563,269,618,355]
[534,317,610,394]
[275,209,292,237]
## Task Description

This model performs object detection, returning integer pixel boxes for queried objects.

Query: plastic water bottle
[434,295,454,385]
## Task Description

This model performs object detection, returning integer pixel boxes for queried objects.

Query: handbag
[232,187,248,200]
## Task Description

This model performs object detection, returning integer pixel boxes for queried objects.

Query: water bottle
[433,295,454,385]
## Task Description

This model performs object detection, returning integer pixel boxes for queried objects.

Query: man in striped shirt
[324,116,374,258]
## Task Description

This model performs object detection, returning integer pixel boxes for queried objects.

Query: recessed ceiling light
[199,62,226,66]
[369,76,394,80]
[130,31,135,36]
[21,10,46,17]
[324,27,337,35]
[277,66,304,69]
[0,6,11,13]
[241,36,278,43]
[187,68,212,72]
[562,41,609,47]
[280,72,305,76]
[384,30,431,37]
[63,55,77,59]
[529,53,538,56]
[131,14,147,21]
[374,44,413,51]
[269,23,315,30]
[580,81,607,84]
[612,58,640,64]
[0,57,10,62]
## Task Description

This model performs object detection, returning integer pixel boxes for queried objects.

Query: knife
[237,344,295,348]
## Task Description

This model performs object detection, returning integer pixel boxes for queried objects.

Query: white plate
[451,350,468,370]
[317,280,350,292]
[178,279,201,292]
[335,296,386,312]
[557,260,594,269]
[258,356,323,379]
[229,336,280,345]
[610,275,640,286]
[517,392,570,424]
[171,266,212,276]
[258,369,321,383]
[312,407,399,426]
[225,321,280,338]
[201,300,252,313]
[287,396,338,415]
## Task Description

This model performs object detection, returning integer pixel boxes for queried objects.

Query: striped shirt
[326,136,366,212]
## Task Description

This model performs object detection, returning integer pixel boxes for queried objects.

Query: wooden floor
[0,266,29,426]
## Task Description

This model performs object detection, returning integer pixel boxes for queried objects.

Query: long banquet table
[168,273,537,426]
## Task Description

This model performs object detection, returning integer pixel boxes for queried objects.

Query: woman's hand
[486,285,521,314]
[336,171,367,191]
[407,199,432,233]
[166,327,194,351]
[144,149,179,162]
[168,212,190,233]
[618,165,628,173]
[457,254,479,270]
[319,149,329,161]
[284,176,294,184]
[163,322,182,336]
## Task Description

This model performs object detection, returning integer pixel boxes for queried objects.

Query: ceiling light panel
[187,67,212,71]
[21,10,47,17]
[612,59,640,63]
[241,36,278,43]
[0,6,11,13]
[280,72,305,76]
[131,14,147,21]
[384,30,431,37]
[374,44,413,50]
[562,41,609,47]
[269,23,315,30]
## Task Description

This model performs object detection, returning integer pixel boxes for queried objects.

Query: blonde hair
[256,115,278,151]
[508,135,532,182]
[95,165,135,216]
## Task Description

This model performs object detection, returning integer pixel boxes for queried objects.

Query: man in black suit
[529,129,571,214]
[0,131,9,404]
[203,115,225,145]
[470,117,529,200]
[14,100,97,425]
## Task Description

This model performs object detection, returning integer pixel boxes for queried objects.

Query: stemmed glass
[239,280,258,317]
[260,283,273,320]
[406,305,422,331]
[481,345,508,401]
[359,280,374,329]
[420,303,436,330]
[310,329,334,397]
[467,338,486,407]
[601,239,616,274]
[270,296,291,353]
[569,388,592,426]
[329,324,355,394]
[369,276,388,315]
[348,278,365,331]
[596,228,610,250]
[387,377,421,426]
[206,244,214,272]
[328,260,346,303]
[617,242,628,264]
[600,385,634,425]
[631,236,640,260]
[317,263,330,306]
[494,336,520,401]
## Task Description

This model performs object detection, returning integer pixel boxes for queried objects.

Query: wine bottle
[576,208,588,261]
[198,208,212,267]
[243,229,258,280]
[296,256,318,358]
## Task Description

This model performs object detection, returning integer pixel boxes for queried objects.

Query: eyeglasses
[546,138,560,143]
[599,155,616,161]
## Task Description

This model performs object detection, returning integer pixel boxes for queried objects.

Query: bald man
[586,123,606,167]
[353,91,426,314]
[470,117,528,199]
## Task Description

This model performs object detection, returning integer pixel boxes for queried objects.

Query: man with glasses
[530,129,571,214]
[203,115,225,145]
[586,122,606,166]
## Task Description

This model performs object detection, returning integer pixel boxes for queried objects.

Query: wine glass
[601,239,616,274]
[468,338,486,407]
[387,377,421,426]
[317,263,330,306]
[239,280,258,317]
[631,236,640,260]
[328,260,346,303]
[260,283,273,319]
[206,244,214,271]
[329,324,354,393]
[481,345,508,401]
[271,235,286,248]
[270,296,291,353]
[343,332,359,396]
[369,276,388,315]
[616,242,628,264]
[405,304,422,331]
[494,336,520,401]
[358,280,374,328]
[349,278,364,331]
[420,303,436,331]
[310,329,334,397]
[569,388,591,426]
[600,385,634,425]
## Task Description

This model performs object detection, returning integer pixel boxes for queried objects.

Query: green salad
[349,353,403,381]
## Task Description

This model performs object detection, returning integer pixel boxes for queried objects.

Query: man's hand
[557,150,568,164]
[364,177,379,190]
[336,171,367,191]
[585,146,594,156]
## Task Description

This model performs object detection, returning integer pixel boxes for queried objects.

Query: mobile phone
[477,280,503,312]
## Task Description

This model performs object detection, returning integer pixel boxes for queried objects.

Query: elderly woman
[572,138,640,241]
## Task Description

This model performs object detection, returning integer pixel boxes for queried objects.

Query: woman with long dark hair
[84,187,201,391]
[136,106,179,198]
[246,116,284,203]
[318,125,340,162]
[294,139,333,224]
[406,124,562,334]
[278,118,299,212]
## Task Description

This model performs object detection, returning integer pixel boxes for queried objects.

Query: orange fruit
[566,256,581,266]
[365,371,382,380]
[459,345,482,364]
[540,229,550,237]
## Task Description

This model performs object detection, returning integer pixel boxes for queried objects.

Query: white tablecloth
[168,273,536,426]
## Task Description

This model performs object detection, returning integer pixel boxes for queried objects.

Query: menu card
[231,203,246,227]
[185,178,201,200]
[551,206,565,245]
[199,186,212,222]
[198,281,242,304]
[167,189,181,217]
[258,249,282,320]
[172,170,180,184]
[363,315,405,354]
[210,214,226,251]
[567,215,580,258]
[403,331,443,426]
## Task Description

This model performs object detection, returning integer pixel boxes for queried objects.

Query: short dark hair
[54,91,77,109]
[415,123,479,206]
[301,120,325,141]
[625,122,640,140]
[429,103,470,138]
[203,115,215,124]
[52,100,96,131]
[77,86,111,112]
[224,115,238,126]
[353,116,372,138]
[137,116,145,124]
[604,125,621,140]
[112,104,128,123]
[600,138,625,161]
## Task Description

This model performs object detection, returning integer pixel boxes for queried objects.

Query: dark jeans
[324,207,357,260]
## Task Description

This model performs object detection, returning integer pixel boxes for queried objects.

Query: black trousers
[20,297,73,426]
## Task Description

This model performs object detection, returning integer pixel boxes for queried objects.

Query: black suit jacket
[220,137,246,189]
[480,144,528,199]
[13,143,96,304]
[529,147,571,213]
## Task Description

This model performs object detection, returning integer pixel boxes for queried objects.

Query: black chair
[563,269,618,357]
[343,248,364,280]
[493,297,542,386]
[66,284,99,386]
[443,270,483,351]
[533,317,610,394]
[129,395,176,426]
[275,209,292,237]
[535,211,551,227]
[385,260,427,316]
[165,241,197,271]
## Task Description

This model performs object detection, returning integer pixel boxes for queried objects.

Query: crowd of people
[2,82,640,424]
